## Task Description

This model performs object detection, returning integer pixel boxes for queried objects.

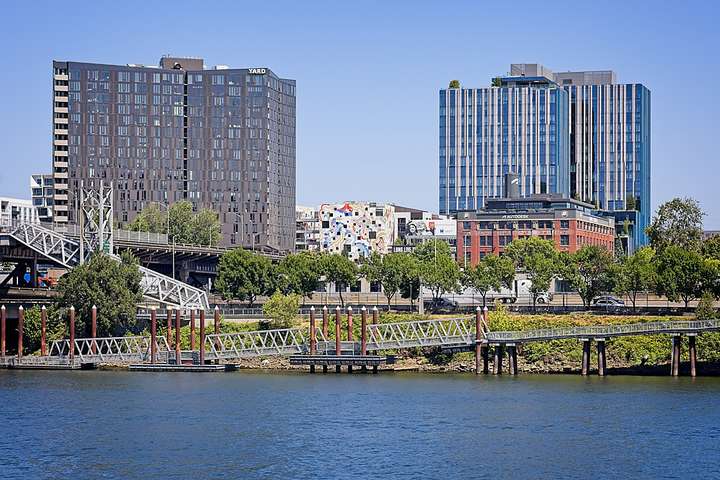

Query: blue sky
[2,0,719,227]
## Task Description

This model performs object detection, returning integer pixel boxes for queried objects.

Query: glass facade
[53,58,296,251]
[439,82,570,215]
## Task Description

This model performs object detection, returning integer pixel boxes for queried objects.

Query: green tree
[168,201,195,244]
[320,253,358,308]
[491,77,502,87]
[276,251,323,303]
[448,80,460,88]
[413,239,461,304]
[362,252,417,311]
[655,245,712,309]
[614,246,655,312]
[646,197,704,253]
[696,290,717,320]
[56,252,143,336]
[192,208,222,246]
[262,292,301,329]
[504,237,557,310]
[462,254,515,307]
[398,254,421,309]
[702,234,720,261]
[20,306,65,353]
[128,203,167,234]
[561,246,615,308]
[215,248,275,307]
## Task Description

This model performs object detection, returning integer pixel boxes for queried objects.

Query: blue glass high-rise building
[439,75,569,214]
[440,64,651,251]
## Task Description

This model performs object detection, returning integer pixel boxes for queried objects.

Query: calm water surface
[1,370,719,479]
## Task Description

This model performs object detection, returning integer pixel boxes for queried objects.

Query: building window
[560,235,569,246]
[560,220,569,229]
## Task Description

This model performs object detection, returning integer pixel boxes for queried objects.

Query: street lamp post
[157,201,174,279]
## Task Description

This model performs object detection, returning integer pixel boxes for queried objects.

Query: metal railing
[486,319,720,343]
[367,317,477,350]
[204,327,327,360]
[49,335,170,364]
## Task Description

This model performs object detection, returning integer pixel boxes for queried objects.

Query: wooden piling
[482,346,489,374]
[69,306,75,362]
[0,305,5,357]
[150,307,157,364]
[475,307,482,375]
[190,310,196,351]
[688,334,697,377]
[40,305,47,356]
[347,307,353,373]
[360,307,367,356]
[166,307,173,349]
[493,344,504,375]
[91,305,97,354]
[507,344,518,375]
[175,309,182,364]
[335,306,341,373]
[597,339,606,376]
[581,339,590,376]
[309,307,316,373]
[17,305,24,360]
[671,335,681,376]
[199,309,206,365]
[322,306,328,373]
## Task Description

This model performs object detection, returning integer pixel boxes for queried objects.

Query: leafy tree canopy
[614,246,656,311]
[362,252,418,310]
[320,253,358,308]
[276,251,323,301]
[561,246,615,308]
[646,197,704,253]
[215,248,275,307]
[462,254,515,307]
[413,239,461,302]
[56,252,143,336]
[128,201,221,246]
[654,245,715,308]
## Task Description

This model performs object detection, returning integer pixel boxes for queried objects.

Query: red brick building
[456,195,615,267]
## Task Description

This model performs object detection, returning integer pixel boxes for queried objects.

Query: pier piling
[91,305,97,354]
[150,307,157,364]
[335,306,341,373]
[175,309,181,365]
[69,306,75,362]
[17,306,24,360]
[322,306,328,373]
[507,344,518,375]
[190,310,196,351]
[688,334,697,377]
[41,306,47,356]
[475,307,482,375]
[493,344,504,375]
[199,309,206,365]
[1,305,5,357]
[581,339,590,376]
[347,307,353,373]
[309,307,316,373]
[166,307,173,349]
[596,339,606,376]
[671,335,681,376]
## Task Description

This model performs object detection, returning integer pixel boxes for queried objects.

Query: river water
[1,370,719,479]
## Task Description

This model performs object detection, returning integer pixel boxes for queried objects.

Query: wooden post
[322,306,328,373]
[199,309,206,365]
[671,335,681,377]
[507,344,518,375]
[360,307,368,356]
[581,339,591,376]
[69,306,75,362]
[597,339,606,376]
[0,305,5,357]
[309,307,316,373]
[688,334,697,377]
[371,306,379,374]
[40,305,47,356]
[346,306,353,373]
[475,307,482,375]
[494,344,504,375]
[482,346,489,374]
[17,305,24,360]
[175,309,182,365]
[150,307,157,364]
[335,306,341,373]
[322,306,329,338]
[166,307,173,349]
[214,306,220,363]
[91,305,97,354]
[190,310,196,351]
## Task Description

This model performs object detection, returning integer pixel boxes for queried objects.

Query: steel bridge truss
[367,317,478,350]
[49,335,170,364]
[8,222,208,309]
[204,328,327,360]
[9,223,83,267]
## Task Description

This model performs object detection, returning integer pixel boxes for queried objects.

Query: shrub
[262,292,301,329]
[696,291,717,320]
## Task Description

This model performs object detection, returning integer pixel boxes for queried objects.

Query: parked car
[426,297,459,313]
[592,296,625,309]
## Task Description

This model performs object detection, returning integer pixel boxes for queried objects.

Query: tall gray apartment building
[52,56,296,252]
